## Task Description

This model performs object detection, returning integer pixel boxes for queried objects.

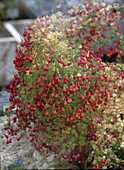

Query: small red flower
[89,107,92,113]
[97,141,100,147]
[30,137,34,142]
[35,137,38,142]
[47,23,50,26]
[45,111,49,116]
[59,134,62,137]
[119,50,123,55]
[67,97,72,104]
[17,137,21,141]
[56,100,60,105]
[66,31,69,35]
[29,68,33,74]
[53,110,57,115]
[62,86,66,92]
[71,33,75,37]
[84,1,88,5]
[46,16,49,20]
[47,57,52,63]
[51,92,55,97]
[55,93,58,98]
[62,106,65,112]
[37,25,41,29]
[23,30,27,36]
[64,100,67,106]
[51,50,54,54]
[117,54,121,59]
[96,6,100,11]
[91,117,93,121]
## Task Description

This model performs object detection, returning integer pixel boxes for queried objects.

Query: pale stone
[42,162,50,169]
[33,150,43,161]
[0,115,70,169]
[47,154,55,162]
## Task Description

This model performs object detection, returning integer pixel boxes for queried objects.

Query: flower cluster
[4,0,124,169]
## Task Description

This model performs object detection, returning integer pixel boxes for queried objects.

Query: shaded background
[0,0,68,20]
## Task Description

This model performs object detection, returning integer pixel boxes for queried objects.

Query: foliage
[4,0,124,169]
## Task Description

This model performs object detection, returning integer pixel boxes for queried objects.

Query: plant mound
[5,0,124,169]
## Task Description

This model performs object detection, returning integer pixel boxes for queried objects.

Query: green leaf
[106,158,110,162]
[72,128,76,134]
[118,127,123,132]
[93,160,97,164]
[71,137,75,142]
[61,143,67,150]
[66,130,70,135]
[97,157,102,163]
[70,143,76,150]
[59,137,64,143]
[78,139,85,146]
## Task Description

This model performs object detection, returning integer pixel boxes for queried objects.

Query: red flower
[45,111,49,116]
[51,50,54,54]
[55,93,58,98]
[89,107,92,113]
[96,6,100,11]
[97,141,100,147]
[91,117,93,121]
[29,68,33,74]
[84,1,88,5]
[30,137,34,142]
[37,25,41,29]
[17,137,21,141]
[66,31,69,35]
[47,23,50,26]
[53,110,57,115]
[71,33,75,37]
[47,57,52,63]
[23,31,27,36]
[67,97,72,104]
[113,84,117,89]
[35,137,38,142]
[56,100,60,105]
[64,100,67,106]
[56,141,60,147]
[46,16,49,20]
[62,106,65,112]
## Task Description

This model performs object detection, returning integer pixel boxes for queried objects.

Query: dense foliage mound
[4,0,124,169]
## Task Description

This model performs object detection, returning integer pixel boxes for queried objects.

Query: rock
[0,115,70,169]
[33,150,43,161]
[42,162,50,169]
[47,155,55,163]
